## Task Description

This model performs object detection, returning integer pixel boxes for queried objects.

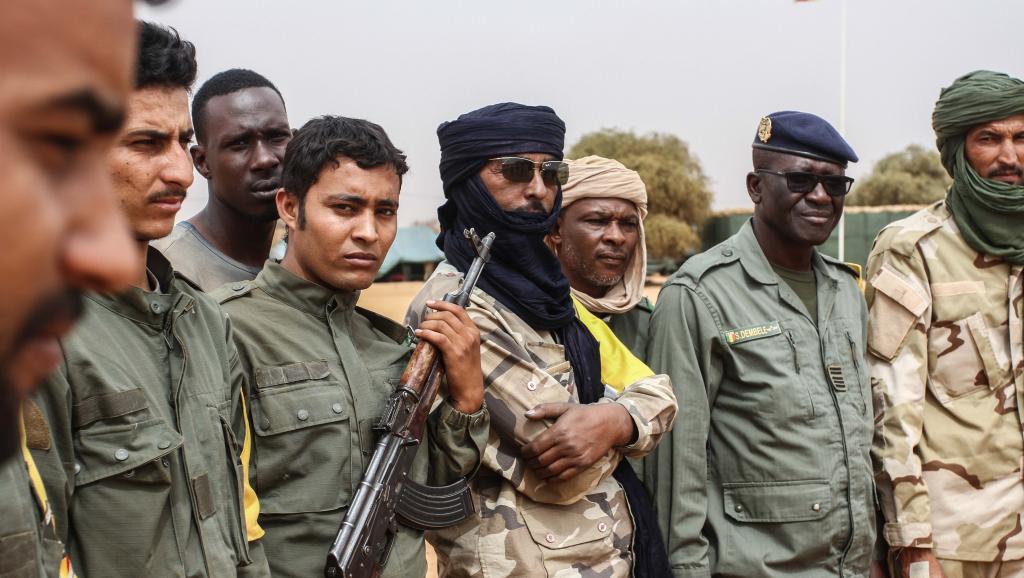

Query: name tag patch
[721,321,782,345]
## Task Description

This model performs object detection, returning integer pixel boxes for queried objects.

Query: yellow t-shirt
[571,296,654,393]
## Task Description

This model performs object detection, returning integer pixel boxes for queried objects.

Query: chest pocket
[928,308,1012,403]
[822,321,869,417]
[249,360,352,514]
[518,497,615,571]
[721,322,814,421]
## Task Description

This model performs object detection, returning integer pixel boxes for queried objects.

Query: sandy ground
[357,279,666,576]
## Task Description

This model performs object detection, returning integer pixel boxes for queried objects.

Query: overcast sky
[139,0,1024,226]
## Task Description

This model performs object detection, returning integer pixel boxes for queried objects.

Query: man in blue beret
[648,111,876,577]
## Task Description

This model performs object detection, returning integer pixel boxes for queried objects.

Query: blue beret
[752,110,858,167]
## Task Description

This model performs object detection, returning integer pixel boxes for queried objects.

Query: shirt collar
[87,247,187,326]
[255,260,359,318]
[735,219,839,285]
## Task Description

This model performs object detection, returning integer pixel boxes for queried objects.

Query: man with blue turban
[405,103,677,577]
[867,70,1024,578]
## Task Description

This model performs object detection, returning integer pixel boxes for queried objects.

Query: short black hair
[135,21,197,91]
[192,69,285,143]
[283,116,408,225]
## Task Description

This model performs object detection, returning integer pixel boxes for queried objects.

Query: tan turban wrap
[551,155,648,315]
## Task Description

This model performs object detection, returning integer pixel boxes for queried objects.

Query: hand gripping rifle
[325,229,496,578]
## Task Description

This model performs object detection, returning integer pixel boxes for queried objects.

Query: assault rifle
[325,229,496,578]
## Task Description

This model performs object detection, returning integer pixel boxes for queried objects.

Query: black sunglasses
[488,157,570,186]
[755,169,855,197]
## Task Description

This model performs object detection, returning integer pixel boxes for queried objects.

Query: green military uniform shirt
[214,261,489,578]
[648,220,876,578]
[31,248,269,578]
[605,297,653,362]
[0,453,62,578]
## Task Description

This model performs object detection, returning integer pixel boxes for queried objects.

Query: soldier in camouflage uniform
[868,71,1024,578]
[407,103,677,577]
[214,116,489,578]
[648,111,876,578]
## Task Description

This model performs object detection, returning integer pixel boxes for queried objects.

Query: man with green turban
[866,70,1024,578]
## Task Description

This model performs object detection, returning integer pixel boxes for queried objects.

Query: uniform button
[332,403,343,414]
[722,248,734,257]
[811,503,821,512]
[261,418,271,430]
[73,463,81,475]
[150,302,163,314]
[734,504,743,513]
[527,380,537,391]
[297,409,309,421]
[232,283,246,291]
[544,533,555,543]
[597,522,608,533]
[158,440,171,450]
[114,448,129,461]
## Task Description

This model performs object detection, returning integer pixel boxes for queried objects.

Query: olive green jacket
[647,221,876,578]
[31,248,269,578]
[214,261,489,578]
[0,454,62,578]
[605,297,653,363]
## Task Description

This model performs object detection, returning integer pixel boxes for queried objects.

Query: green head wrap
[932,70,1024,263]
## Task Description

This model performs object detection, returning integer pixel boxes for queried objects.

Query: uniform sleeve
[647,283,720,578]
[865,246,934,549]
[606,373,676,458]
[224,318,271,577]
[425,399,489,485]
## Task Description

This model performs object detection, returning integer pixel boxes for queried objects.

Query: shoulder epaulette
[356,306,410,345]
[667,243,741,287]
[819,254,862,279]
[172,270,203,292]
[874,201,946,258]
[211,280,256,305]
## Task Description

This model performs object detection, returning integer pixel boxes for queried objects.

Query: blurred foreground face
[0,0,138,460]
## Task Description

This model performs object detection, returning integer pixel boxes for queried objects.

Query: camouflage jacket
[648,220,876,578]
[406,262,677,578]
[866,201,1024,561]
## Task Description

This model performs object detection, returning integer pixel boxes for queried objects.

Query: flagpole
[837,0,848,261]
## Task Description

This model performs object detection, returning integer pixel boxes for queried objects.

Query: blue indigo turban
[437,102,566,194]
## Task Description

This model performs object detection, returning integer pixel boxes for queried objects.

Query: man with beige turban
[548,155,653,359]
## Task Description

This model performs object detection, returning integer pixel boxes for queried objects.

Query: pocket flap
[723,480,830,523]
[251,381,348,436]
[871,266,928,317]
[520,501,610,549]
[255,360,330,389]
[74,418,182,486]
[73,388,149,428]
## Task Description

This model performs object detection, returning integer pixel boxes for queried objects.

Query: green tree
[847,144,951,206]
[568,129,711,258]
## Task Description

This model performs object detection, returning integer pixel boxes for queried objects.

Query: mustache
[146,188,187,203]
[987,166,1023,179]
[508,199,549,215]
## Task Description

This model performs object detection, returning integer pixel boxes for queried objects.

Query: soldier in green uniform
[29,22,271,578]
[214,115,489,578]
[548,155,653,360]
[648,111,876,577]
[0,1,139,576]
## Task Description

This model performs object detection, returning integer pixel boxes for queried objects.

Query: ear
[548,215,564,253]
[191,144,210,179]
[277,188,300,231]
[746,172,762,204]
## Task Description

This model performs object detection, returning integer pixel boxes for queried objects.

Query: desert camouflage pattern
[866,201,1024,561]
[405,262,677,578]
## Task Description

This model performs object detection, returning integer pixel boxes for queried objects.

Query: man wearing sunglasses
[867,71,1024,578]
[649,110,876,577]
[406,102,677,577]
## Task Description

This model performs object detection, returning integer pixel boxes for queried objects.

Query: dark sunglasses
[488,157,570,186]
[755,169,855,197]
